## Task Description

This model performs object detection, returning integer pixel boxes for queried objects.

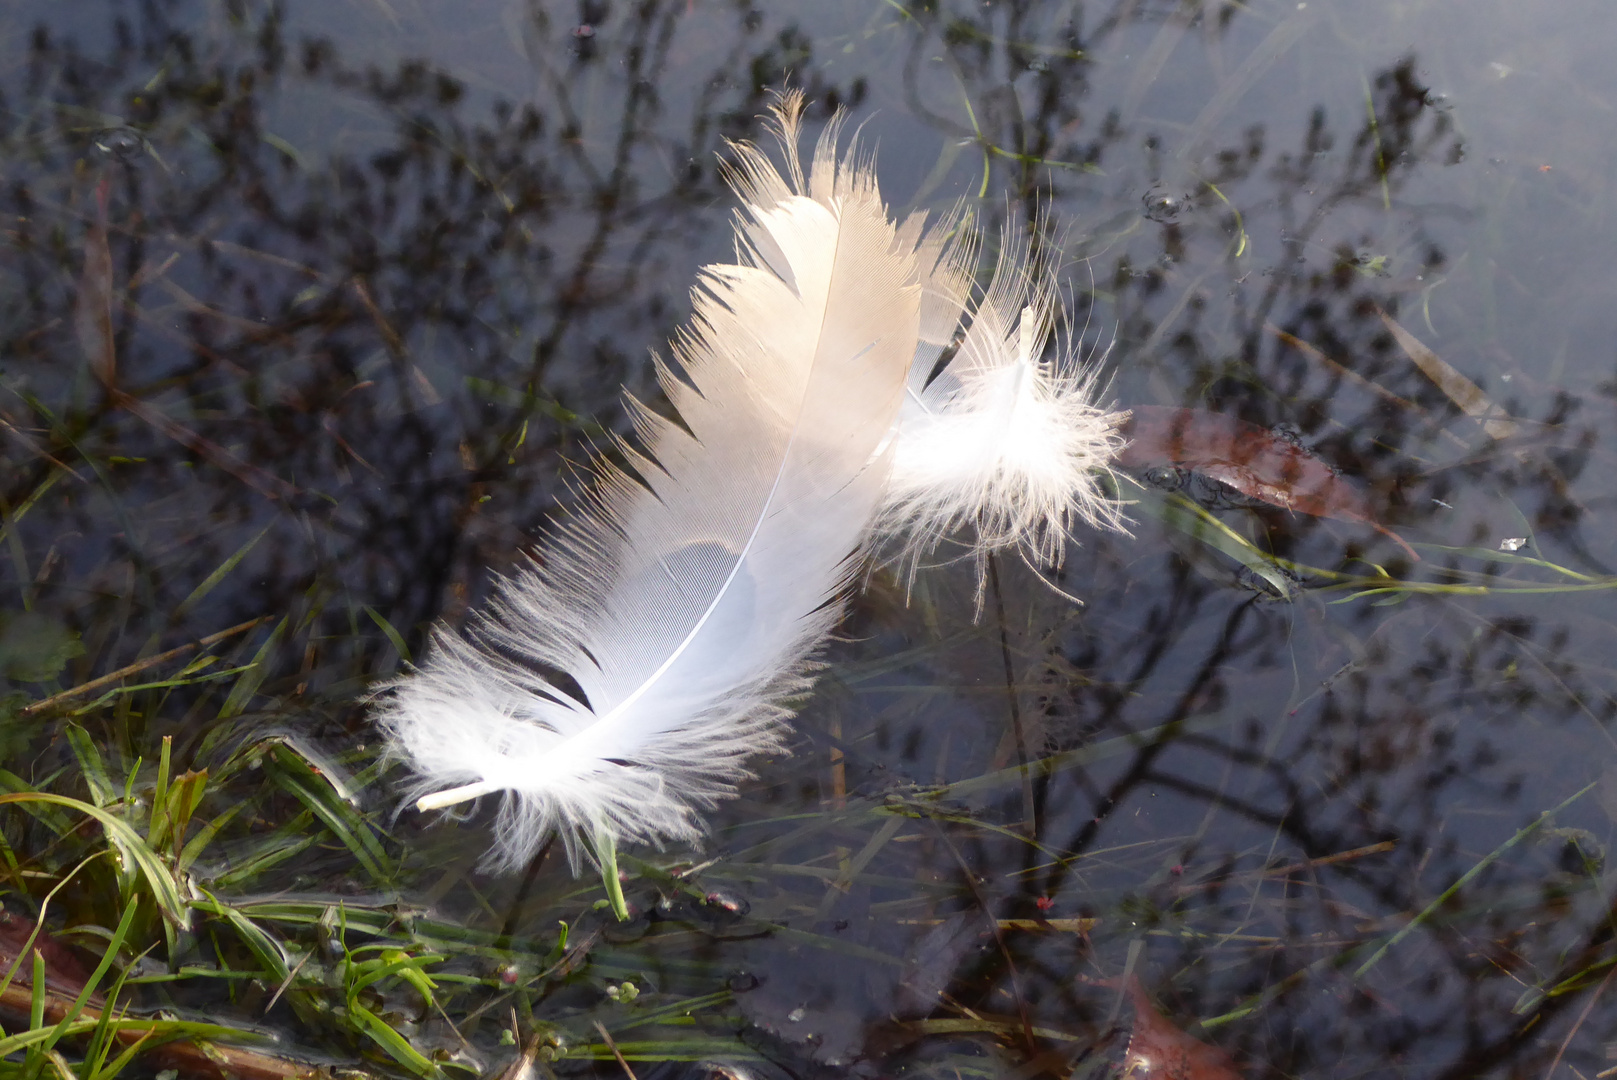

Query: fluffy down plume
[376,94,920,871]
[880,220,1129,587]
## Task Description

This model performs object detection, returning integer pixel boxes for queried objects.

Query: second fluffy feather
[882,222,1129,587]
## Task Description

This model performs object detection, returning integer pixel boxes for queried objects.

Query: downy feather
[880,220,1130,590]
[377,96,921,870]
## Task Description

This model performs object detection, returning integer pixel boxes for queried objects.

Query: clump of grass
[2,649,793,1079]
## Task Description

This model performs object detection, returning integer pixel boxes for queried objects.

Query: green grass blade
[191,893,290,983]
[363,606,412,666]
[25,949,47,1073]
[176,801,244,873]
[1354,781,1598,978]
[204,811,319,889]
[349,999,442,1077]
[216,617,287,719]
[595,829,629,922]
[0,769,70,830]
[265,746,390,883]
[0,793,187,928]
[174,522,273,621]
[149,737,172,848]
[345,950,444,1004]
[38,897,141,1058]
[64,724,116,808]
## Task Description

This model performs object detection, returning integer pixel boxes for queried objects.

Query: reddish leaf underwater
[1116,405,1418,562]
[1120,975,1245,1080]
[0,910,91,995]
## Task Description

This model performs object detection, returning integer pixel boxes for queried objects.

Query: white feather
[377,96,920,870]
[880,220,1130,589]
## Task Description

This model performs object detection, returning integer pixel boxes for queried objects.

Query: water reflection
[2,0,1616,1078]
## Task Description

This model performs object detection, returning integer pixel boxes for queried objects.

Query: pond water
[3,1,1617,1078]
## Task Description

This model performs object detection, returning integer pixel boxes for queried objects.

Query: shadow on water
[3,1,1617,1078]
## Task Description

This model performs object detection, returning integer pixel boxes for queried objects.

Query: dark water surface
[3,2,1617,1077]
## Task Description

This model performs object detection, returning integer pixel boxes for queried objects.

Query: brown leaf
[1377,309,1519,440]
[73,176,116,388]
[1117,405,1418,561]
